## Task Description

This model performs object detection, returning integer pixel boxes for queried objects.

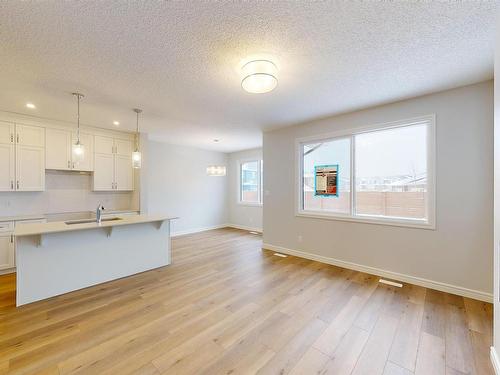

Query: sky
[303,124,427,179]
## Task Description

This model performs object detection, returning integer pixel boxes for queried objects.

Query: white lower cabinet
[0,219,46,272]
[0,234,14,271]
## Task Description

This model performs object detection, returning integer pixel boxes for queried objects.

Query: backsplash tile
[0,171,136,216]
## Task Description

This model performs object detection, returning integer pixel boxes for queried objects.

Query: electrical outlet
[298,235,303,242]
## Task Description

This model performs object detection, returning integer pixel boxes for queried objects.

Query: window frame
[238,158,263,206]
[295,115,436,230]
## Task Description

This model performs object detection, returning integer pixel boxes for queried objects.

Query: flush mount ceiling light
[26,102,36,109]
[241,60,278,94]
[71,93,85,163]
[113,121,120,126]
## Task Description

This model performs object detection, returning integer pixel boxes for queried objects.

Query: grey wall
[263,81,493,296]
[145,141,228,235]
[227,147,263,231]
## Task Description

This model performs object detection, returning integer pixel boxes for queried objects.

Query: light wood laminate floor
[0,228,494,374]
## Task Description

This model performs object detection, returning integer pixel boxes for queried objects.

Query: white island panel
[16,219,171,306]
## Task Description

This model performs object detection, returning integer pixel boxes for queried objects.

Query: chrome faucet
[96,204,105,224]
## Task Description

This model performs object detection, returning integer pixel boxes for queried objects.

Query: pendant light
[132,108,142,169]
[72,93,85,163]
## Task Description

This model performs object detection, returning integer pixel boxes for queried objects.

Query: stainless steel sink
[65,217,123,225]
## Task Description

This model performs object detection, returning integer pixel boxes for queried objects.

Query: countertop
[0,214,46,222]
[14,214,177,236]
[0,210,140,223]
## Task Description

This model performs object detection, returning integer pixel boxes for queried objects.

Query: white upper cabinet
[46,128,71,170]
[93,153,115,191]
[0,144,15,191]
[0,121,14,144]
[16,145,45,191]
[16,124,45,147]
[114,155,134,191]
[93,136,133,191]
[0,121,45,191]
[46,128,94,171]
[0,121,15,191]
[0,119,133,192]
[95,135,114,155]
[115,138,133,156]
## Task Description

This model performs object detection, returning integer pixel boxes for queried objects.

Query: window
[298,116,435,228]
[240,160,263,205]
[303,138,351,214]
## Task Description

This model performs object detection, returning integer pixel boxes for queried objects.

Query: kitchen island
[14,214,176,306]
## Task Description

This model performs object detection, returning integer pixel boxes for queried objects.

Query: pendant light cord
[133,108,142,152]
[72,93,84,143]
[77,95,80,142]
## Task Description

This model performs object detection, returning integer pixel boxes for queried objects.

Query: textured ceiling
[0,1,497,152]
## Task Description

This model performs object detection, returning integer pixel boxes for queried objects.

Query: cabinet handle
[10,134,13,143]
[68,160,71,168]
[16,180,19,190]
[10,180,13,190]
[10,234,13,243]
[16,134,19,143]
[72,162,75,169]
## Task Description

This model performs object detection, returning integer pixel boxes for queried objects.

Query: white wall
[227,148,263,231]
[493,15,500,365]
[0,170,135,216]
[263,81,493,299]
[145,140,228,236]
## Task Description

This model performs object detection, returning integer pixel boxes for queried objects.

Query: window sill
[296,211,435,230]
[237,202,263,207]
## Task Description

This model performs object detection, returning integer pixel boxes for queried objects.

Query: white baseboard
[491,347,500,375]
[0,267,15,276]
[262,243,493,303]
[227,224,262,233]
[171,224,229,237]
[171,223,263,237]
